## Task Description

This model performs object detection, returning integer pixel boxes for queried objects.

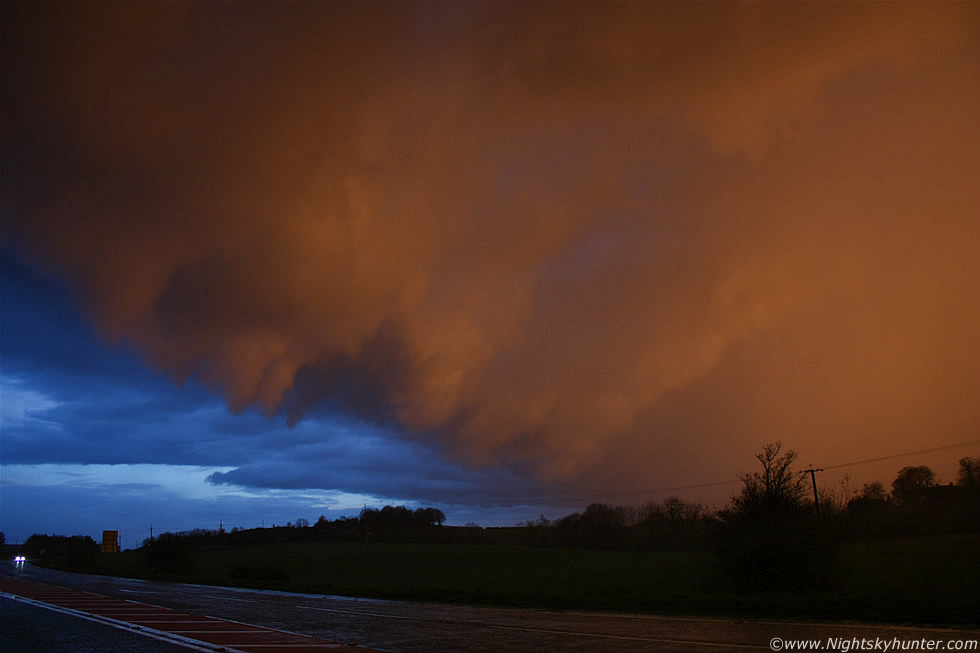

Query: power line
[511,478,742,507]
[508,438,980,508]
[111,440,980,533]
[821,439,980,471]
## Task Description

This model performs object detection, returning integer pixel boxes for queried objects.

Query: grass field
[77,533,979,624]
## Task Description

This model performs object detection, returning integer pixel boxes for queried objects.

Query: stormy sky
[2,1,978,545]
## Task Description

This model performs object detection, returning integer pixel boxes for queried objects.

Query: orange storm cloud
[3,2,978,491]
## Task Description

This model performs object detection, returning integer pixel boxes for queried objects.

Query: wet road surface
[1,573,369,652]
[1,596,200,653]
[2,561,976,652]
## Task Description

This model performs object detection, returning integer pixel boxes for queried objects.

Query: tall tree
[715,442,838,591]
[891,465,935,504]
[733,441,808,515]
[957,457,980,487]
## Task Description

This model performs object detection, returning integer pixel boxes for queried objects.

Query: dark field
[57,533,980,625]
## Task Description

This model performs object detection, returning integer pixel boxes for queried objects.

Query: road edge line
[0,591,248,653]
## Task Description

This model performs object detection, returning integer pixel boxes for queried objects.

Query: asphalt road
[0,595,200,653]
[2,561,977,652]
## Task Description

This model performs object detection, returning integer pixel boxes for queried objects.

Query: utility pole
[149,524,153,542]
[805,465,824,513]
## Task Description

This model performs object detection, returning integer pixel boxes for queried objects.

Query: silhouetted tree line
[23,453,979,594]
[0,532,17,561]
[357,505,446,541]
[516,497,711,551]
[521,456,977,550]
[137,505,450,552]
[841,458,980,539]
[709,448,980,591]
[23,534,99,569]
[508,449,979,592]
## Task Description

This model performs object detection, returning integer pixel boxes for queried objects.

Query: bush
[712,511,840,591]
[23,534,99,569]
[711,443,841,592]
[144,534,196,575]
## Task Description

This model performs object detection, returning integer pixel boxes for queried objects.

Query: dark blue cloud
[1,248,232,465]
[205,432,551,507]
[1,248,562,544]
[2,250,303,459]
[0,463,567,545]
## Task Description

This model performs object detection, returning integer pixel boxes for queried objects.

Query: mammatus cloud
[3,3,978,491]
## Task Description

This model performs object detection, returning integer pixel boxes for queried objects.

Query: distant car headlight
[14,556,25,562]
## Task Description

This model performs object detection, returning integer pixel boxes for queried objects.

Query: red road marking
[0,576,375,652]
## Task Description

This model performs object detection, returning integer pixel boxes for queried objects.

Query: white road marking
[116,619,218,623]
[0,593,248,653]
[197,593,254,602]
[297,604,418,621]
[168,630,267,633]
[206,613,321,638]
[86,612,180,617]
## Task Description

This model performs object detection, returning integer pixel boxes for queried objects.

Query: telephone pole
[805,465,824,513]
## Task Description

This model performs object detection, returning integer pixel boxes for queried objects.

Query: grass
[831,533,980,623]
[73,534,980,625]
[96,542,716,606]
